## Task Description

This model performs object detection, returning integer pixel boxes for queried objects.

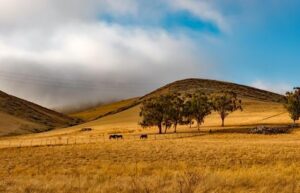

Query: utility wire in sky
[0,70,160,92]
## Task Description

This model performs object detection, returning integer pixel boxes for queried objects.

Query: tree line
[139,91,242,134]
[140,87,300,134]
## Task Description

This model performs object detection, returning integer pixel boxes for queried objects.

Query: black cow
[109,134,123,140]
[140,134,148,140]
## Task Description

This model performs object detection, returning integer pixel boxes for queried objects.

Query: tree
[212,92,242,127]
[182,99,194,128]
[139,94,173,134]
[284,88,300,124]
[168,92,184,133]
[189,91,213,131]
[139,96,164,134]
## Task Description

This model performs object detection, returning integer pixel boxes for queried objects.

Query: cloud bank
[0,0,225,110]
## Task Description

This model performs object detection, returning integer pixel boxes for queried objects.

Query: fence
[0,132,204,149]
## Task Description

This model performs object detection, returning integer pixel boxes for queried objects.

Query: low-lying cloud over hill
[0,0,296,109]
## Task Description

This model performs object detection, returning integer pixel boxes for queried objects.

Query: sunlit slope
[142,78,284,102]
[70,98,139,121]
[0,90,79,136]
[63,98,290,136]
[6,78,288,138]
[71,78,285,125]
[60,78,288,134]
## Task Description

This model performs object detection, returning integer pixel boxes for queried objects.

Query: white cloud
[0,0,228,31]
[0,0,224,109]
[0,22,213,109]
[251,80,292,94]
[168,0,229,32]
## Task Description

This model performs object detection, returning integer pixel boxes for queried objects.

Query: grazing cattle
[80,128,92,132]
[109,134,123,140]
[140,134,148,139]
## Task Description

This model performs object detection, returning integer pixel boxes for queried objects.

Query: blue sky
[97,0,300,92]
[0,0,299,108]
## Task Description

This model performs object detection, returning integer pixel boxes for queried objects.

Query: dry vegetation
[0,90,79,136]
[70,98,139,121]
[0,97,299,193]
[0,79,297,193]
[1,132,300,193]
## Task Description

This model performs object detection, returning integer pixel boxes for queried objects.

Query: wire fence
[0,132,205,149]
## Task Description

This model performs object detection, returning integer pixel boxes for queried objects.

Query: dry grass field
[0,79,297,193]
[1,131,300,193]
[1,96,300,193]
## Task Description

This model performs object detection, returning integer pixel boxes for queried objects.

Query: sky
[0,0,299,110]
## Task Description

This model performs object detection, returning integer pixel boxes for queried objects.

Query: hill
[63,78,289,136]
[0,90,80,136]
[141,78,284,102]
[71,78,285,122]
[0,79,297,193]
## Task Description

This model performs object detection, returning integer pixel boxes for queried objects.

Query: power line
[0,70,160,92]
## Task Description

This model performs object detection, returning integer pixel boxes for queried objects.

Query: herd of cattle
[109,134,148,140]
[81,128,148,140]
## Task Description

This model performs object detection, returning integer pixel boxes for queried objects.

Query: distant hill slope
[72,78,285,122]
[141,79,284,102]
[70,98,139,121]
[0,90,80,136]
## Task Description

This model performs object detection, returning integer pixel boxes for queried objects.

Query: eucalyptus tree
[284,88,300,124]
[189,91,213,131]
[212,92,242,127]
[139,94,173,134]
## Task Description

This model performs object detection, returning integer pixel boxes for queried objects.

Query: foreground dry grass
[0,97,297,193]
[2,131,300,193]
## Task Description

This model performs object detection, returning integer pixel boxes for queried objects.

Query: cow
[140,134,148,140]
[80,128,92,132]
[109,134,123,140]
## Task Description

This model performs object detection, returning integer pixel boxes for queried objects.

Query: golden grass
[0,98,291,142]
[49,98,292,137]
[1,98,299,193]
[1,131,300,193]
[70,98,138,121]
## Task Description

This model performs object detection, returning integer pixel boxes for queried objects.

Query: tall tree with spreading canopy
[189,91,213,131]
[139,94,173,134]
[212,92,242,127]
[168,92,184,133]
[182,98,194,128]
[284,88,300,124]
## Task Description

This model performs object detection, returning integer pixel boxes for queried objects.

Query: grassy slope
[70,98,139,121]
[55,79,287,136]
[12,98,288,140]
[0,78,289,138]
[68,78,285,130]
[57,98,289,136]
[142,78,284,102]
[0,90,79,136]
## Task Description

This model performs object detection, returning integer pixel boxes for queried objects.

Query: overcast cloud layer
[0,0,222,110]
[0,0,297,110]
